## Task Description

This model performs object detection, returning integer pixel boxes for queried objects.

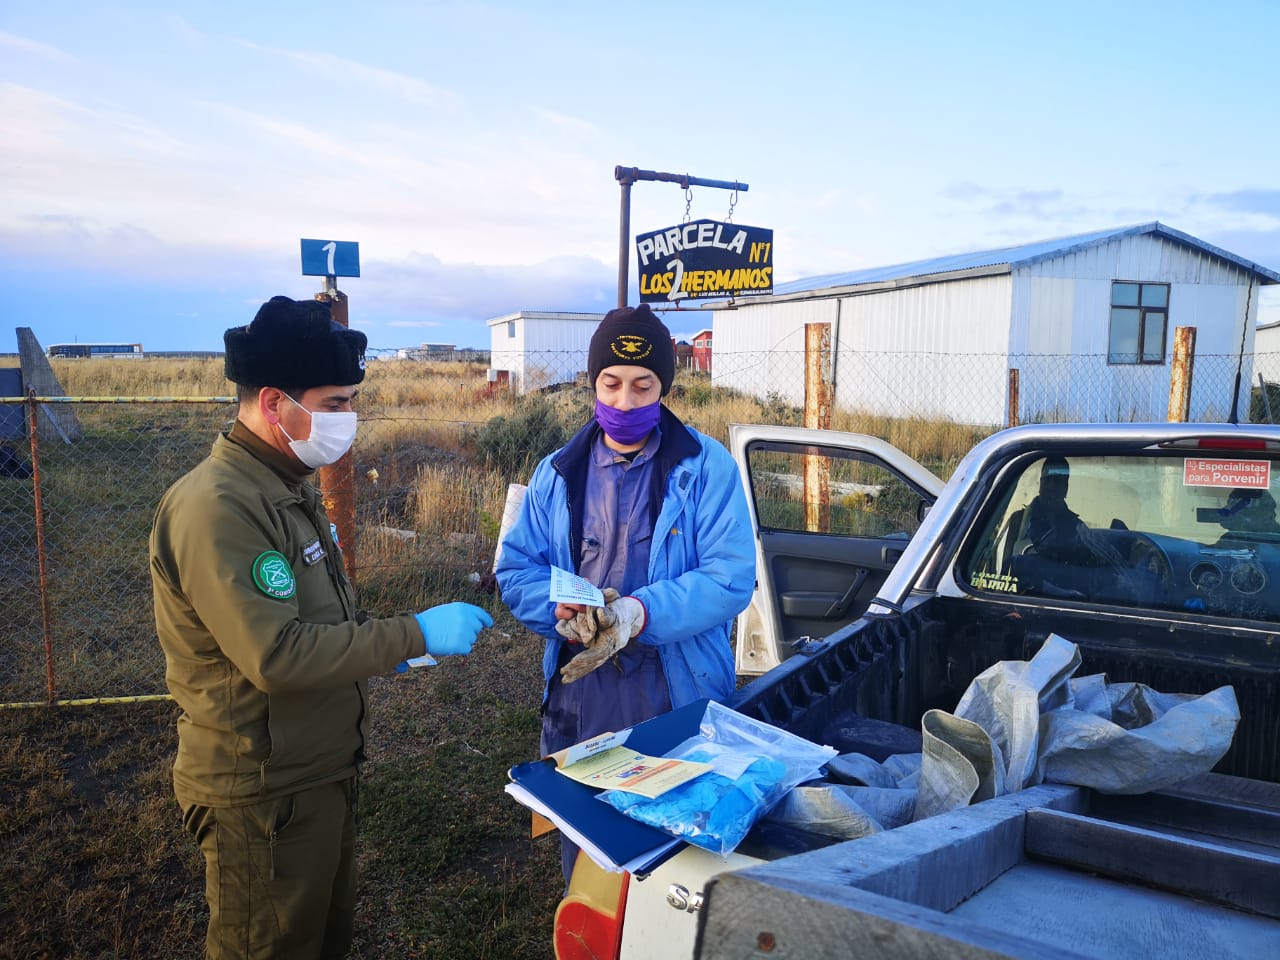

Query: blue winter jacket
[496,407,755,708]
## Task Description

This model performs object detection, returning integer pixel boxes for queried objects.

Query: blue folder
[505,699,711,875]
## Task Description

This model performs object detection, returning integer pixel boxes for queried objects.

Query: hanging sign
[636,219,773,303]
[300,239,361,277]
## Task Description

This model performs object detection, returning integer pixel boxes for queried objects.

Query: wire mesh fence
[501,347,1280,426]
[4,343,1280,706]
[0,398,234,705]
[0,395,511,707]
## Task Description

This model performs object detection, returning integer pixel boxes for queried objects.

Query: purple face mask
[594,398,660,445]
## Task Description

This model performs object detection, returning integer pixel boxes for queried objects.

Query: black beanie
[587,304,675,395]
[224,296,368,389]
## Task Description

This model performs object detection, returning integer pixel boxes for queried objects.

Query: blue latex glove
[414,602,493,656]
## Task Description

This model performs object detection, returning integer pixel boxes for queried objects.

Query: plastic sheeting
[598,700,837,856]
[763,633,1240,834]
[917,633,1240,813]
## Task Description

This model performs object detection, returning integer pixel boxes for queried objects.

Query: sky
[3,0,1280,352]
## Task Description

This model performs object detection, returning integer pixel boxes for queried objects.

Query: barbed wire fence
[4,343,1280,706]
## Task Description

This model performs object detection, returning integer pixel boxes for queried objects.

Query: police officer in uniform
[150,296,492,959]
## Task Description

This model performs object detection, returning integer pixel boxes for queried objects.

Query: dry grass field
[0,355,986,959]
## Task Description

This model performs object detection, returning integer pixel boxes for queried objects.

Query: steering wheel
[1127,535,1171,579]
[1113,534,1173,605]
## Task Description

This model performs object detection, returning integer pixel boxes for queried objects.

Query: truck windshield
[960,453,1280,623]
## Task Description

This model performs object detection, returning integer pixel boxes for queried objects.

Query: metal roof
[485,310,603,326]
[773,222,1280,296]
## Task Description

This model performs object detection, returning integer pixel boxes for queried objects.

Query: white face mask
[278,393,358,468]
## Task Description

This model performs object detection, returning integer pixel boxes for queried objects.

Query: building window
[1108,281,1169,364]
[507,321,515,338]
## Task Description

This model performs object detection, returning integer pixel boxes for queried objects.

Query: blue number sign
[300,239,360,278]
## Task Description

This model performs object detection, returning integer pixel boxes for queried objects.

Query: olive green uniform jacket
[150,421,423,808]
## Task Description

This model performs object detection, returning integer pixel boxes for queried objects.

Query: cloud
[0,31,75,63]
[530,107,602,138]
[1202,188,1280,219]
[370,252,614,322]
[236,40,464,111]
[938,180,990,201]
[981,189,1067,217]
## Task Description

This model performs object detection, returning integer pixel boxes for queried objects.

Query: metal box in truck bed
[698,775,1280,959]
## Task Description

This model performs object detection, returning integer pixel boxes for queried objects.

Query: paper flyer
[555,745,711,799]
[550,566,605,607]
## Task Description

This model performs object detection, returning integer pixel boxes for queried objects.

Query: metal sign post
[614,167,750,309]
[300,238,361,579]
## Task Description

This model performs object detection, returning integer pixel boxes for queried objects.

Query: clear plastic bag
[598,701,837,856]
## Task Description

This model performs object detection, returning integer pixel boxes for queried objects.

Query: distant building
[1254,317,1280,385]
[395,343,488,363]
[486,311,604,394]
[690,328,713,373]
[709,222,1280,424]
[46,342,143,358]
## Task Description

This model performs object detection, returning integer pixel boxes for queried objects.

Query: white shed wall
[488,317,525,391]
[710,297,835,406]
[712,274,1013,423]
[1255,322,1280,386]
[488,313,602,394]
[1014,235,1259,422]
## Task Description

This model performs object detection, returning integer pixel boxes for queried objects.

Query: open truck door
[729,424,944,675]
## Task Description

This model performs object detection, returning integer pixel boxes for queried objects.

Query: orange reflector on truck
[554,852,630,960]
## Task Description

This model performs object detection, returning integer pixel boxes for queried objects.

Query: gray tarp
[765,634,1240,834]
[914,633,1240,816]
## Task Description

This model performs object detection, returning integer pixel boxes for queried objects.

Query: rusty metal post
[316,286,358,580]
[803,322,833,431]
[26,389,56,703]
[1007,368,1020,428]
[803,323,832,533]
[1168,326,1197,423]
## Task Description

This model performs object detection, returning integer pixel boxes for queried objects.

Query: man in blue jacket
[496,304,755,879]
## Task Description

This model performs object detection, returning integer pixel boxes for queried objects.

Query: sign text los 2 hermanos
[636,219,773,303]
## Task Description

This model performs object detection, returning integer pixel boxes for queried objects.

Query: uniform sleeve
[151,485,424,694]
[494,456,560,639]
[630,438,756,646]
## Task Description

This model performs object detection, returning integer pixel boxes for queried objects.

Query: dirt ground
[0,612,563,960]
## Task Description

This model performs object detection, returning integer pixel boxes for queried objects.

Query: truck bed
[698,775,1280,959]
[729,593,1280,783]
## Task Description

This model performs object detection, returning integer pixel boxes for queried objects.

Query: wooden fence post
[1167,326,1196,423]
[803,323,832,532]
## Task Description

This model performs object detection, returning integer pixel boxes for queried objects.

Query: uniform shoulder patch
[251,550,296,599]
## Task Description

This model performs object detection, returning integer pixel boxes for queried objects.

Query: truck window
[960,453,1280,623]
[745,441,925,539]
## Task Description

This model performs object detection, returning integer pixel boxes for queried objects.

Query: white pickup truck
[550,422,1280,960]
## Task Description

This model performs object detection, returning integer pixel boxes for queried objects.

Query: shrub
[473,397,568,479]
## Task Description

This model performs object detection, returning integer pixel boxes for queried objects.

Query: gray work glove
[554,588,620,645]
[561,595,645,684]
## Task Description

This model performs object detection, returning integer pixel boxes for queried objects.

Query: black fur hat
[224,296,367,389]
[587,304,675,395]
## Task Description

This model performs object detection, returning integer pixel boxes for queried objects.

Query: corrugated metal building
[1253,312,1280,386]
[709,223,1280,424]
[487,310,603,394]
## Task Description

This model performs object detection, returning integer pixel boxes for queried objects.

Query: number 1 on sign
[322,241,336,276]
